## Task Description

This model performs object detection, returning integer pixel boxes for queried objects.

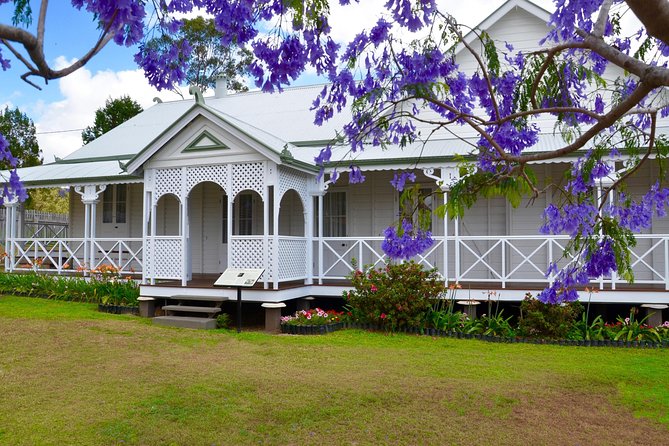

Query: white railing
[318,235,669,290]
[7,237,143,275]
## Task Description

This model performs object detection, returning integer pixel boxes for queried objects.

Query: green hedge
[0,272,139,306]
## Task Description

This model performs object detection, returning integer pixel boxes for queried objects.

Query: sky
[0,0,555,163]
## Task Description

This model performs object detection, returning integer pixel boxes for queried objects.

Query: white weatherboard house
[4,0,669,306]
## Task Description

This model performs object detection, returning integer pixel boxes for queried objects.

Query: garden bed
[284,321,669,347]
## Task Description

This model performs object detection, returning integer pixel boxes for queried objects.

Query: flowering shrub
[518,293,583,339]
[281,308,343,326]
[345,261,446,330]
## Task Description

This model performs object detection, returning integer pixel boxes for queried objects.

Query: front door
[100,184,129,238]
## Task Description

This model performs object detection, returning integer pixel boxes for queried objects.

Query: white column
[317,193,325,285]
[150,200,157,285]
[180,168,188,286]
[141,188,149,284]
[4,197,18,272]
[180,197,189,286]
[263,187,270,289]
[272,186,279,290]
[305,193,314,285]
[89,196,97,271]
[74,185,106,275]
[443,190,449,284]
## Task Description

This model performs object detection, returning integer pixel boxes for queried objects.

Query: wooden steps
[161,305,221,315]
[152,294,227,330]
[153,316,217,330]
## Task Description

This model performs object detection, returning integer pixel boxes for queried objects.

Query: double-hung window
[102,184,127,224]
[323,191,346,237]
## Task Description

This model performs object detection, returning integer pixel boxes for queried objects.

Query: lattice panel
[231,162,265,198]
[154,168,183,203]
[230,238,270,281]
[144,238,153,277]
[152,238,182,279]
[186,165,228,194]
[278,166,309,207]
[278,238,307,281]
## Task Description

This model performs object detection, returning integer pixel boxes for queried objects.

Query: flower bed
[280,308,344,335]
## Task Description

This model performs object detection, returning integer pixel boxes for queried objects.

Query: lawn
[0,295,668,445]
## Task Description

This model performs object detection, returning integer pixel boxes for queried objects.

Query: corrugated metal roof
[8,82,669,184]
[4,160,139,187]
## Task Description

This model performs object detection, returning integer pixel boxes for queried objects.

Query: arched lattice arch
[186,165,228,196]
[277,166,309,208]
[231,162,266,198]
[153,168,182,203]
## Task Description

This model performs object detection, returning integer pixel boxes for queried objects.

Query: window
[323,192,346,237]
[103,184,127,224]
[237,193,253,235]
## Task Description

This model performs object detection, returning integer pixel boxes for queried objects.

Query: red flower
[370,285,378,292]
[380,313,387,319]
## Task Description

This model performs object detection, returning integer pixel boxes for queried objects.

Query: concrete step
[170,295,227,303]
[153,316,217,330]
[162,305,221,315]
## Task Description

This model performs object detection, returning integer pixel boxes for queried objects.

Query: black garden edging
[283,321,669,348]
[97,304,139,315]
[281,322,344,335]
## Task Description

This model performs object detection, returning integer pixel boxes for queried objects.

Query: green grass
[0,295,668,445]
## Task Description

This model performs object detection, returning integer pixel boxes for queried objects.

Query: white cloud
[32,57,185,162]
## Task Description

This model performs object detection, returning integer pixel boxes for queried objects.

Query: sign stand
[214,268,265,333]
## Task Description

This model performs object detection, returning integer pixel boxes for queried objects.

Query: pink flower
[380,313,386,319]
[370,285,378,292]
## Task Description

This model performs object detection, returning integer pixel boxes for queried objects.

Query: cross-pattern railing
[318,235,669,290]
[6,238,143,275]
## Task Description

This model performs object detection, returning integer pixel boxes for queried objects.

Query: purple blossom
[390,171,416,192]
[382,219,433,260]
[348,165,365,184]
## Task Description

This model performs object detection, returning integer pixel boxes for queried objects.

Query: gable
[145,115,270,169]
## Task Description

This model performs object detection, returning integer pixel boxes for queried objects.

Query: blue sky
[0,0,553,162]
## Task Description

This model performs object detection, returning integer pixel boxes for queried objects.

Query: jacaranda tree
[1,0,669,303]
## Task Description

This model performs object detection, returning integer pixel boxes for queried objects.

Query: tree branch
[594,0,614,37]
[626,0,669,48]
[0,7,121,89]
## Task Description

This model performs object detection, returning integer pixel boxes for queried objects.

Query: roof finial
[189,85,205,105]
[153,97,163,104]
